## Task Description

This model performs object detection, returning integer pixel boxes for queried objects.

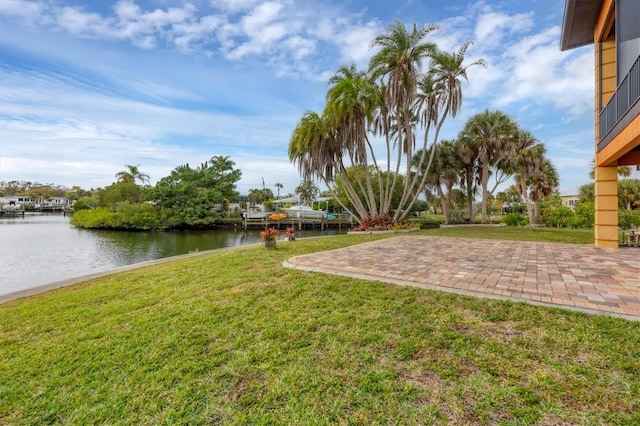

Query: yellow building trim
[601,78,616,94]
[594,0,614,42]
[595,212,618,226]
[601,46,615,63]
[594,225,619,248]
[594,166,618,248]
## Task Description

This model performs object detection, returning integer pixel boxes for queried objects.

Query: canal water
[0,214,345,297]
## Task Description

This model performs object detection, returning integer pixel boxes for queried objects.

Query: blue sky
[0,0,626,196]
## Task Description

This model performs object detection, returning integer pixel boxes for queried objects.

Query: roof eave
[560,0,603,51]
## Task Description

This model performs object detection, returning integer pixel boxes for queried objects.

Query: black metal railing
[599,54,640,143]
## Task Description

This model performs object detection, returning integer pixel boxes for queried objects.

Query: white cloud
[57,6,108,35]
[494,26,592,116]
[0,0,602,194]
[0,0,44,21]
[208,0,262,14]
[474,11,533,47]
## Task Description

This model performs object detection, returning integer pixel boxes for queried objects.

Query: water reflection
[0,214,345,296]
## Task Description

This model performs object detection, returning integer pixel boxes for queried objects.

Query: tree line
[287,20,563,226]
[70,157,243,230]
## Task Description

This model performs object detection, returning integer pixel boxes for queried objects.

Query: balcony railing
[599,54,640,146]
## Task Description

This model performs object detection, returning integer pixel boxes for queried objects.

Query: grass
[1,228,638,424]
[427,225,595,244]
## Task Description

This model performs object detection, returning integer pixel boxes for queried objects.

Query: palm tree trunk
[533,199,541,225]
[398,94,451,222]
[386,129,404,216]
[519,175,534,225]
[466,172,474,222]
[481,158,490,223]
[437,185,450,224]
[394,112,414,222]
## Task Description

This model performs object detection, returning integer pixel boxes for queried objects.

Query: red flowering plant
[353,214,396,231]
[286,226,295,237]
[260,226,280,242]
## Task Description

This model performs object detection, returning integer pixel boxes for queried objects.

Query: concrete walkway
[284,236,640,321]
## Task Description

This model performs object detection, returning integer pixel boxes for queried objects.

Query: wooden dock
[242,214,353,230]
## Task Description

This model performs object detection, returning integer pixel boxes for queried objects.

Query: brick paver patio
[284,236,640,321]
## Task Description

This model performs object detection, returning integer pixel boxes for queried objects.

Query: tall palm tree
[511,130,546,225]
[324,62,379,216]
[405,42,486,220]
[460,110,517,223]
[455,136,479,222]
[429,41,486,120]
[416,140,460,224]
[528,158,559,224]
[274,183,283,198]
[115,164,150,185]
[288,111,366,219]
[369,19,438,221]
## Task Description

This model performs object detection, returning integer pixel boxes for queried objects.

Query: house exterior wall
[588,0,640,248]
[561,195,580,209]
[593,1,619,247]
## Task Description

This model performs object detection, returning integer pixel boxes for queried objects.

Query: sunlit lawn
[427,224,595,244]
[1,227,638,425]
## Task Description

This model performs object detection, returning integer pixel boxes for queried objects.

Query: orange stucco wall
[593,0,619,248]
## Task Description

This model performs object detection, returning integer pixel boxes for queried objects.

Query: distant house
[0,196,34,205]
[561,0,640,248]
[561,194,580,209]
[32,197,71,209]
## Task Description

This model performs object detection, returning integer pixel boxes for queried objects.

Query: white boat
[242,205,272,219]
[285,205,327,219]
[242,210,270,220]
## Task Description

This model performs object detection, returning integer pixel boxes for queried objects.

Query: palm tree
[397,40,485,221]
[407,43,486,222]
[288,110,366,219]
[511,130,546,225]
[295,181,319,205]
[115,164,150,185]
[528,158,559,224]
[274,183,283,198]
[369,20,438,221]
[455,136,479,221]
[618,179,640,209]
[324,62,379,216]
[288,111,332,182]
[416,140,460,224]
[459,110,517,223]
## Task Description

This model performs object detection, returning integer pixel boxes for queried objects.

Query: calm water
[0,214,344,297]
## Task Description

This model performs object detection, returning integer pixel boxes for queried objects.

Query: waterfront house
[560,194,580,209]
[561,0,640,248]
[0,196,34,205]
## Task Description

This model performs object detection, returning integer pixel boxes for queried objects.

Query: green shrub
[619,209,640,229]
[114,202,162,230]
[573,202,594,228]
[501,213,528,227]
[71,204,162,230]
[542,206,576,228]
[410,216,444,225]
[449,210,466,224]
[215,217,243,226]
[71,208,118,229]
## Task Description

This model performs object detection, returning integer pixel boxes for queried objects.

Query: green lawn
[427,225,595,244]
[1,228,638,425]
